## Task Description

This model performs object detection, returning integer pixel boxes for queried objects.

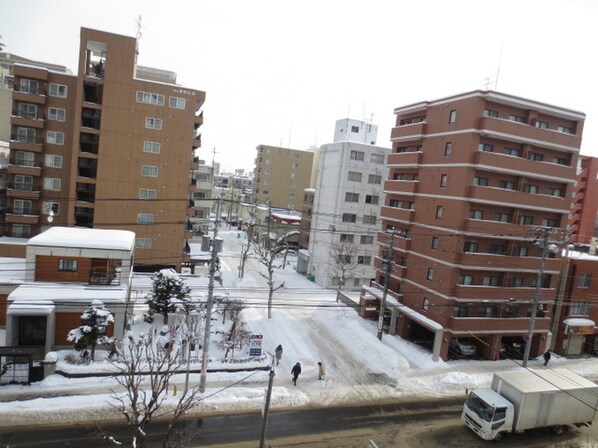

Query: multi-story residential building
[369,90,584,361]
[333,118,378,145]
[5,28,205,270]
[298,188,315,250]
[307,119,390,290]
[568,156,598,244]
[191,159,214,235]
[253,145,314,210]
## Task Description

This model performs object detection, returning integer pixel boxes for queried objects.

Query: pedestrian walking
[317,361,325,380]
[543,351,551,366]
[291,362,301,386]
[275,344,283,366]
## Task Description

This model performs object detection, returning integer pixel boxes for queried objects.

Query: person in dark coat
[317,361,326,380]
[543,351,551,366]
[275,344,283,366]
[291,362,301,386]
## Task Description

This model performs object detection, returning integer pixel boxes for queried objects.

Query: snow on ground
[2,229,598,428]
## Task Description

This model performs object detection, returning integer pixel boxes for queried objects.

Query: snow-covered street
[2,229,598,429]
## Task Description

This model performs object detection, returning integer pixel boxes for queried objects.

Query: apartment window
[14,174,33,190]
[484,109,499,117]
[389,199,402,208]
[494,212,509,223]
[20,79,39,94]
[508,114,525,123]
[469,210,484,219]
[519,215,534,225]
[498,180,515,190]
[350,150,365,161]
[13,199,32,214]
[353,278,362,287]
[42,201,60,215]
[141,165,158,177]
[19,103,37,118]
[448,109,457,124]
[548,187,562,197]
[557,125,572,134]
[504,147,521,157]
[427,268,434,281]
[453,307,468,317]
[463,242,479,253]
[365,194,379,205]
[360,235,374,244]
[350,125,359,133]
[363,215,377,225]
[12,223,31,238]
[137,213,155,224]
[431,237,439,250]
[399,257,407,267]
[483,276,500,286]
[368,174,382,184]
[48,107,66,121]
[263,190,269,194]
[422,298,430,311]
[288,192,295,199]
[15,151,34,167]
[479,143,494,152]
[474,176,489,186]
[291,163,299,169]
[43,177,61,191]
[535,120,549,129]
[553,156,568,165]
[524,184,538,194]
[143,141,161,154]
[577,273,592,288]
[370,153,384,164]
[17,127,36,143]
[145,117,163,130]
[517,246,529,256]
[440,174,447,188]
[435,205,444,219]
[293,153,299,158]
[139,188,157,200]
[342,213,357,223]
[290,173,298,178]
[511,277,524,287]
[541,218,558,227]
[459,275,473,285]
[530,153,544,161]
[570,302,590,316]
[137,91,164,105]
[444,142,452,156]
[489,244,506,254]
[394,173,407,180]
[135,238,153,249]
[396,146,409,153]
[58,259,78,271]
[357,256,372,265]
[264,159,272,165]
[337,254,352,264]
[169,96,186,109]
[45,154,63,168]
[340,234,354,242]
[46,131,65,145]
[49,83,68,98]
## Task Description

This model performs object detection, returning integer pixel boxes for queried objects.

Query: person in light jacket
[291,362,301,386]
[317,361,326,380]
[275,344,283,366]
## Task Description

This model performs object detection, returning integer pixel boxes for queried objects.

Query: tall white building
[307,119,390,289]
[333,118,378,145]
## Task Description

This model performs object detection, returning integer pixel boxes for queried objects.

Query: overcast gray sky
[2,0,597,172]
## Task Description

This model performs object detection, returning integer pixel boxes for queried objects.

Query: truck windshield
[465,392,495,422]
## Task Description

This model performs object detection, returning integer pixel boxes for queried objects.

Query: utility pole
[258,360,276,448]
[550,239,570,351]
[377,230,399,341]
[199,197,222,392]
[522,227,557,368]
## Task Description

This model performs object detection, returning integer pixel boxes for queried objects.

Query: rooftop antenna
[136,15,143,40]
[494,42,503,90]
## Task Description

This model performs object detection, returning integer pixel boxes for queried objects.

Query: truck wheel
[553,425,565,436]
[493,432,503,442]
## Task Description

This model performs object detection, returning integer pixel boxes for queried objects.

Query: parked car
[500,337,526,359]
[449,338,478,356]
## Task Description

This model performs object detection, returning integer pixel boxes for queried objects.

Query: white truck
[462,369,598,442]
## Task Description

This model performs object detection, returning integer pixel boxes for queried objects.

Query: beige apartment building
[253,145,314,210]
[369,90,584,361]
[6,28,205,270]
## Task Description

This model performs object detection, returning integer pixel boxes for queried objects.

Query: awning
[563,318,596,335]
[8,300,55,316]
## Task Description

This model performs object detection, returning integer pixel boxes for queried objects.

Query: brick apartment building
[370,90,585,361]
[5,28,205,270]
[568,156,598,244]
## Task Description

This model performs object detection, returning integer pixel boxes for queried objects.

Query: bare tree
[217,315,250,359]
[239,208,257,279]
[106,333,202,448]
[253,235,287,319]
[328,240,359,301]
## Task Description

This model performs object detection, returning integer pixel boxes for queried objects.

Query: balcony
[383,179,418,195]
[387,151,423,166]
[376,232,412,252]
[7,182,41,199]
[450,316,551,333]
[474,150,574,180]
[81,108,102,130]
[479,116,581,150]
[75,207,94,227]
[454,284,555,301]
[457,252,561,272]
[191,157,199,170]
[192,132,201,148]
[391,121,427,141]
[381,205,415,223]
[13,86,47,105]
[11,111,45,129]
[8,160,42,177]
[6,209,40,224]
[9,135,44,153]
[469,185,567,212]
[464,217,532,237]
[194,111,203,129]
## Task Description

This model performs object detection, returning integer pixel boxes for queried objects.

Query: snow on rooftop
[27,227,135,251]
[8,283,128,303]
[0,257,27,284]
